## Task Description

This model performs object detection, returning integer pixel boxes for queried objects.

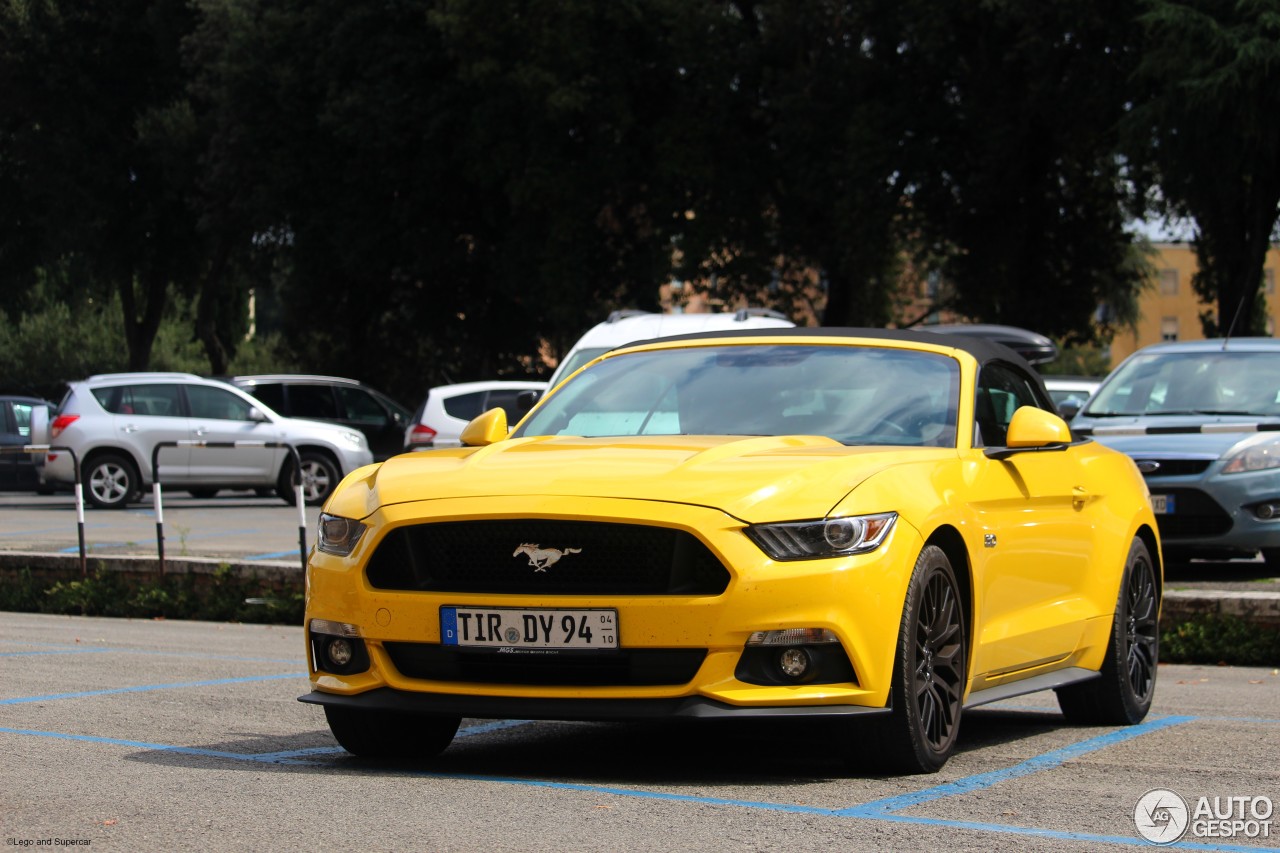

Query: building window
[1268,316,1276,336]
[1266,269,1275,295]
[1161,317,1179,342]
[1159,269,1179,296]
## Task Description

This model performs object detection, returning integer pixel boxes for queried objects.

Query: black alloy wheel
[1057,537,1159,724]
[858,544,967,774]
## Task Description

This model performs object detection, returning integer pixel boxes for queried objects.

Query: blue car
[1073,338,1280,565]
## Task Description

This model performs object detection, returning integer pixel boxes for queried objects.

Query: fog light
[327,638,354,667]
[778,647,810,678]
[1256,503,1280,520]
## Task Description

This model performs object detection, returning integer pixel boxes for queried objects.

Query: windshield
[515,344,961,447]
[1085,350,1280,417]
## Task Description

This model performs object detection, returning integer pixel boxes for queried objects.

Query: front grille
[1153,488,1232,538]
[384,642,707,686]
[1137,459,1213,478]
[365,520,731,595]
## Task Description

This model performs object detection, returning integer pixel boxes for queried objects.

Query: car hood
[1074,414,1280,458]
[348,435,954,522]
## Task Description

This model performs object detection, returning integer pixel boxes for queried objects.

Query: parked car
[404,380,548,450]
[1073,337,1280,565]
[41,373,373,509]
[545,308,795,389]
[0,394,54,492]
[1043,375,1103,419]
[302,327,1159,775]
[220,374,411,462]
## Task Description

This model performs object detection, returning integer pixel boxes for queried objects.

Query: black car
[219,375,411,462]
[0,394,53,492]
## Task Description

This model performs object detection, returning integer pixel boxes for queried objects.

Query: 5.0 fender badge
[513,543,582,572]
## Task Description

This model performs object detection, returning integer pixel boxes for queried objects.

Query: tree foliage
[1127,0,1280,336]
[2,0,1268,406]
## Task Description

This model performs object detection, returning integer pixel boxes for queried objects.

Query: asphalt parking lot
[1,612,1278,851]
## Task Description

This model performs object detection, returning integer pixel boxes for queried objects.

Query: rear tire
[1056,537,1159,724]
[276,450,340,506]
[323,705,459,760]
[855,544,966,774]
[83,452,139,510]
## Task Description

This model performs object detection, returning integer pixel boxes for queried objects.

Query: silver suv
[41,373,373,509]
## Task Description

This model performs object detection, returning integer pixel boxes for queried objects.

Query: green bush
[9,567,302,625]
[1161,614,1280,666]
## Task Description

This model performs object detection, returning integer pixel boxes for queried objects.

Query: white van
[546,309,795,389]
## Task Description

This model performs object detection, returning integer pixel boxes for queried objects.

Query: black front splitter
[298,687,890,722]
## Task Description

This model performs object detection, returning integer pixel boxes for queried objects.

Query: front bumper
[1145,466,1280,556]
[302,495,923,717]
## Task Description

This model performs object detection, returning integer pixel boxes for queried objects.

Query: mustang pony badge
[513,543,582,572]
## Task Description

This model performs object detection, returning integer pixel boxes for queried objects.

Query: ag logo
[1134,788,1190,844]
[513,543,582,572]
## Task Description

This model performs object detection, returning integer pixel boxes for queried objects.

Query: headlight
[745,512,897,560]
[1221,434,1280,474]
[317,512,367,556]
[339,430,365,448]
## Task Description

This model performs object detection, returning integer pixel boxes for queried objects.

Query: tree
[1127,0,1280,337]
[0,0,209,370]
[886,0,1149,344]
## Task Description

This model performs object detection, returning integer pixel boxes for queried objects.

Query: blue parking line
[842,715,1195,816]
[0,672,306,705]
[244,550,300,561]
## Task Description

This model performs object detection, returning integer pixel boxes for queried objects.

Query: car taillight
[407,424,437,446]
[50,414,79,439]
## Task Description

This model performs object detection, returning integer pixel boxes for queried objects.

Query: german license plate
[440,606,618,650]
[1151,494,1175,514]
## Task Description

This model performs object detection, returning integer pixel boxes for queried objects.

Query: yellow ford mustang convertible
[300,328,1161,774]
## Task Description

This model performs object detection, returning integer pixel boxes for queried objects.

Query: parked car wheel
[1056,537,1158,724]
[859,544,966,774]
[323,705,459,759]
[83,452,140,510]
[277,450,340,506]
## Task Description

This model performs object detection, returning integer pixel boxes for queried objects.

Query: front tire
[857,544,967,774]
[323,705,459,760]
[83,452,140,510]
[1056,537,1159,724]
[276,450,340,506]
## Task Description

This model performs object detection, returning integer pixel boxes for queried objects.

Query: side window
[975,364,1043,447]
[93,384,185,417]
[484,390,531,421]
[11,402,34,438]
[289,384,339,419]
[186,385,256,421]
[336,387,387,425]
[443,391,485,421]
[247,382,286,414]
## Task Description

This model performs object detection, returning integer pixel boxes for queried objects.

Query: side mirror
[1056,395,1085,420]
[515,389,542,416]
[460,407,509,447]
[247,407,271,423]
[985,406,1072,459]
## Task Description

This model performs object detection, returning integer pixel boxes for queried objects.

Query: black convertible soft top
[629,325,1040,373]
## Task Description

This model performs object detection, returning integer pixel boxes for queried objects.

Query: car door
[0,399,23,488]
[96,383,192,485]
[964,362,1100,682]
[184,384,279,483]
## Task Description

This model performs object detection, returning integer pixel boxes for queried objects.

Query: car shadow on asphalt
[122,708,1071,784]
